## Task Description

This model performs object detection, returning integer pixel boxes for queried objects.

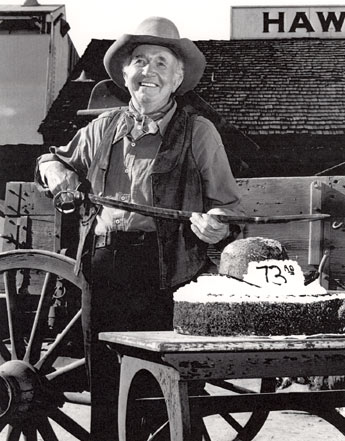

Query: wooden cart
[1,176,345,440]
[99,330,345,441]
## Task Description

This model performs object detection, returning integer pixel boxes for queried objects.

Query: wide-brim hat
[103,16,206,96]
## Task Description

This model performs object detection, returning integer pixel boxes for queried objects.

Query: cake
[218,236,289,279]
[173,237,345,336]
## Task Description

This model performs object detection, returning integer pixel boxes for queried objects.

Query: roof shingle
[40,37,345,139]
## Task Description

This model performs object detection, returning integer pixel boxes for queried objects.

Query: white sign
[243,259,306,290]
[231,6,345,39]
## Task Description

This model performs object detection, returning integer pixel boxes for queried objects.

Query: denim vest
[75,106,208,288]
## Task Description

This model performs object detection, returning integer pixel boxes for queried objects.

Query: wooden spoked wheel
[200,377,276,441]
[0,249,90,441]
[126,371,276,441]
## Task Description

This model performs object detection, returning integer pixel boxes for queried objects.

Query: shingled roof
[39,37,345,143]
[196,38,345,136]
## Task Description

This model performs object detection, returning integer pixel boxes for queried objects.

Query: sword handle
[53,190,80,214]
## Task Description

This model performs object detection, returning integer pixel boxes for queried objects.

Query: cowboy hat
[103,16,206,96]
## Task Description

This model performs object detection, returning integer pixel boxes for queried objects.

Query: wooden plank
[1,215,56,252]
[237,176,333,283]
[308,180,323,266]
[0,215,57,294]
[164,350,345,380]
[188,390,345,414]
[140,390,345,415]
[99,331,345,353]
[237,176,331,217]
[320,177,345,289]
[4,182,54,216]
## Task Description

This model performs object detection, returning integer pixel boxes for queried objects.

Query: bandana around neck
[124,99,174,140]
[127,99,174,121]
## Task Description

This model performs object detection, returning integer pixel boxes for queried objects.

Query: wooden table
[99,330,345,441]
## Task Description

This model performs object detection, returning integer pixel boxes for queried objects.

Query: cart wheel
[0,249,90,441]
[201,377,276,441]
[126,374,275,441]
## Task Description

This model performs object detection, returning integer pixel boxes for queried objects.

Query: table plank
[99,331,345,353]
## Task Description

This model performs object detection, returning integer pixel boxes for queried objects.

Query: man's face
[123,44,183,113]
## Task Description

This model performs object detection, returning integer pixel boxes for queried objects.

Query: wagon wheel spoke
[207,379,261,395]
[24,272,56,365]
[201,378,276,441]
[0,291,11,363]
[34,309,82,374]
[3,271,25,360]
[0,250,90,441]
[0,340,11,364]
[22,424,38,441]
[199,419,211,441]
[36,417,59,441]
[49,408,91,441]
[46,358,85,382]
[219,412,244,433]
[5,424,21,441]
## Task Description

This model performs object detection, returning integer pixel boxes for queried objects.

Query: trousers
[81,232,174,441]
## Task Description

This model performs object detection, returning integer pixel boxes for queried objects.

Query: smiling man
[123,45,184,113]
[36,16,244,441]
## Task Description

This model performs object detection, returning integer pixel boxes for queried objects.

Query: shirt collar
[156,101,177,136]
[113,100,177,143]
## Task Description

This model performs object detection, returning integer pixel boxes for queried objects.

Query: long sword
[53,190,330,224]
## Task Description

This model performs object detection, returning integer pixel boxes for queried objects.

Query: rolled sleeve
[35,111,116,186]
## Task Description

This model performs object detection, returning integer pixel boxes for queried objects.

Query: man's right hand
[40,161,81,196]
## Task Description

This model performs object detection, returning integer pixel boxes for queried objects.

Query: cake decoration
[173,237,345,336]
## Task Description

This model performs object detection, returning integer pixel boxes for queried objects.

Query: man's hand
[190,212,229,244]
[40,161,81,196]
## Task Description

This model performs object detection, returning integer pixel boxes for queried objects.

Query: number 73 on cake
[244,259,304,291]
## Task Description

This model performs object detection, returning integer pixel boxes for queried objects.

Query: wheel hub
[0,360,47,419]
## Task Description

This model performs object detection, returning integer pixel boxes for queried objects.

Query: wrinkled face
[123,44,184,113]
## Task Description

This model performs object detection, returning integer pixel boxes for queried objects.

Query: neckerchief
[121,100,174,141]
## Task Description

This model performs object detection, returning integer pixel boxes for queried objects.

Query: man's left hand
[190,212,229,244]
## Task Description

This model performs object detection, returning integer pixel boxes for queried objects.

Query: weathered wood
[164,350,345,380]
[2,215,56,252]
[237,176,345,289]
[4,182,54,216]
[1,182,63,293]
[1,182,59,255]
[101,330,345,440]
[0,250,86,289]
[137,390,345,416]
[237,176,331,216]
[308,181,323,266]
[99,330,345,353]
[119,355,191,441]
[3,176,345,290]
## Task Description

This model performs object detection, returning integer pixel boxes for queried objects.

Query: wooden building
[38,37,345,178]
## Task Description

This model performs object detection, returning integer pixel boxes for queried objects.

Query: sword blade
[87,194,329,224]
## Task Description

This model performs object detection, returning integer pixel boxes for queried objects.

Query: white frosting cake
[173,260,345,336]
[174,260,331,304]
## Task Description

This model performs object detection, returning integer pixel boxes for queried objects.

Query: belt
[94,231,157,249]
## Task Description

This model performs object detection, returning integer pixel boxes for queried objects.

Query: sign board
[231,6,345,39]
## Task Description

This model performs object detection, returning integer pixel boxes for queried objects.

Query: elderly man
[37,16,244,440]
